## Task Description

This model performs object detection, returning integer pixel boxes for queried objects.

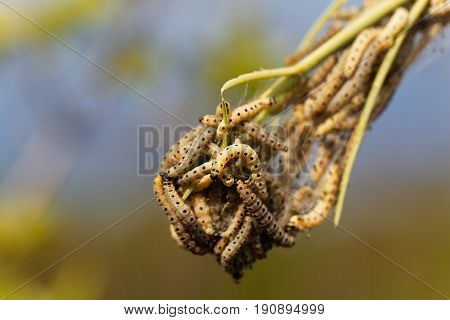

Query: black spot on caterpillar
[200,114,221,127]
[165,126,216,178]
[242,122,288,152]
[191,193,214,235]
[178,161,213,185]
[236,180,296,247]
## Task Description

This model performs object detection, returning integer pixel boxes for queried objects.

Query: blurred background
[0,0,449,299]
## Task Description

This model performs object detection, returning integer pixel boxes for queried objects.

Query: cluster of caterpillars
[154,3,449,280]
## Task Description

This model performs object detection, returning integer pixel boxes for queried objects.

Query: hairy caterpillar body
[242,122,288,152]
[236,180,296,247]
[289,163,341,230]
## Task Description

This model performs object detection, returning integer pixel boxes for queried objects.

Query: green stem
[220,100,230,148]
[334,0,430,226]
[298,0,347,51]
[220,0,411,97]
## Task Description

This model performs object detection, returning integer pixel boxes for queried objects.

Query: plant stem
[334,0,430,226]
[297,0,347,51]
[220,0,411,97]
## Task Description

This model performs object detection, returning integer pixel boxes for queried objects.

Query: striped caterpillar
[161,125,203,169]
[220,216,253,270]
[344,28,379,78]
[216,97,275,137]
[191,194,215,235]
[153,175,205,254]
[210,143,268,199]
[236,180,296,247]
[289,162,341,230]
[164,127,216,178]
[241,122,288,152]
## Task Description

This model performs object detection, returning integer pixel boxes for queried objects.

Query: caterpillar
[377,8,409,49]
[242,122,288,152]
[290,185,314,215]
[169,225,184,248]
[191,193,214,235]
[344,28,379,78]
[217,97,275,137]
[215,101,231,117]
[192,174,214,192]
[289,162,341,230]
[164,127,216,178]
[163,178,210,245]
[317,93,364,136]
[236,180,296,247]
[307,55,337,89]
[221,203,246,239]
[161,125,203,169]
[429,0,450,17]
[205,143,221,158]
[279,121,313,183]
[220,216,253,270]
[153,175,205,254]
[210,143,267,199]
[304,49,349,118]
[220,167,236,187]
[178,161,213,185]
[310,144,333,184]
[200,114,221,127]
